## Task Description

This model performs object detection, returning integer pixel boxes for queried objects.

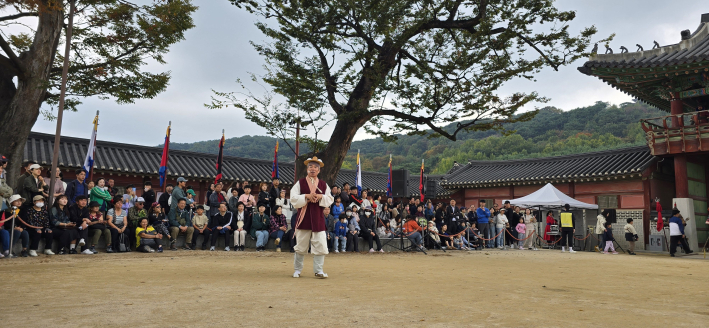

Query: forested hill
[167,101,664,174]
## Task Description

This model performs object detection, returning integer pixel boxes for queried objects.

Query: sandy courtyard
[0,248,707,327]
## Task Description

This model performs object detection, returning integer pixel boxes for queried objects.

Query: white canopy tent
[503,183,598,210]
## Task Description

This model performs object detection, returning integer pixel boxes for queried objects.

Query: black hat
[672,209,680,216]
[89,201,100,208]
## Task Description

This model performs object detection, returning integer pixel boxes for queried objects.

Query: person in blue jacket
[334,214,348,253]
[475,200,491,248]
[669,209,693,257]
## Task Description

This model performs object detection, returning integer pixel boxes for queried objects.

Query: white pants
[293,230,328,274]
[234,230,247,246]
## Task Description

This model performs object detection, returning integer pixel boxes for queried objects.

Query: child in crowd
[334,214,348,253]
[516,217,526,250]
[624,218,638,255]
[191,205,210,250]
[603,222,618,254]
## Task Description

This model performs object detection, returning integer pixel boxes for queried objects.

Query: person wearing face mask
[346,205,360,252]
[23,195,53,256]
[360,206,384,253]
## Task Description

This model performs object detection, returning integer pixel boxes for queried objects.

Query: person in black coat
[142,181,156,210]
[503,201,515,246]
[268,177,281,213]
[257,182,271,216]
[444,199,460,233]
[360,206,383,252]
[158,184,173,216]
[64,169,89,205]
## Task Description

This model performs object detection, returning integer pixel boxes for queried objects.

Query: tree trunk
[0,8,63,189]
[295,117,367,185]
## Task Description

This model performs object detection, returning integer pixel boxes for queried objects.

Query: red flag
[656,201,663,232]
[215,132,225,185]
[419,159,425,202]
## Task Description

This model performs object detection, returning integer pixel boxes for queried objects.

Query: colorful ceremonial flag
[271,140,279,179]
[355,150,362,197]
[158,124,170,187]
[656,201,663,231]
[82,112,99,178]
[386,154,392,198]
[419,159,425,202]
[215,131,225,185]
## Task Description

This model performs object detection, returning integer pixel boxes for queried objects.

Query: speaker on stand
[392,169,409,199]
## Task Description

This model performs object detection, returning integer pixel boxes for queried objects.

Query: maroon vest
[296,178,327,232]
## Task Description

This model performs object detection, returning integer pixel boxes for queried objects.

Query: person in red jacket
[403,216,425,251]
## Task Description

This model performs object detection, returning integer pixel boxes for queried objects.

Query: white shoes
[569,248,577,253]
[44,249,55,255]
[78,238,86,246]
[561,247,566,252]
[379,249,385,253]
[210,246,215,251]
[369,248,375,253]
[29,250,38,257]
[335,250,339,253]
[315,272,328,279]
[293,271,301,278]
[519,247,524,250]
[342,250,346,253]
[82,249,94,255]
[224,246,230,251]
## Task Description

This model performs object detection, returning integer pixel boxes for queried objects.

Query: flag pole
[47,0,77,208]
[162,121,171,193]
[87,110,99,182]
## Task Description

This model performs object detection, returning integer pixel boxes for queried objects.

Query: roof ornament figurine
[681,29,691,40]
[620,46,628,53]
[591,43,598,54]
[604,44,613,54]
[636,44,643,51]
[652,40,660,49]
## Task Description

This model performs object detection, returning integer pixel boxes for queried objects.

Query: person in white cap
[290,156,334,278]
[20,164,46,209]
[2,194,31,257]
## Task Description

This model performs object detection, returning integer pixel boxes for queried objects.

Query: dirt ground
[0,248,707,327]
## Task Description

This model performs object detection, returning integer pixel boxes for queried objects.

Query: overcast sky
[27,0,709,146]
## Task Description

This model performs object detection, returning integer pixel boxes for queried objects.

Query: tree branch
[50,40,148,74]
[0,34,24,78]
[309,41,345,114]
[516,32,559,71]
[0,12,39,22]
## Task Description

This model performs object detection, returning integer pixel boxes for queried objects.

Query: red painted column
[670,92,689,198]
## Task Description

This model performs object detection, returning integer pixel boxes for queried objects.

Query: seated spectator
[135,217,162,253]
[50,195,79,254]
[360,206,384,253]
[87,201,110,254]
[439,224,453,249]
[331,196,344,220]
[323,207,335,251]
[122,184,136,211]
[250,204,269,252]
[425,221,441,249]
[390,215,401,236]
[191,205,211,250]
[269,205,288,252]
[334,214,348,253]
[68,195,91,255]
[4,195,31,257]
[403,216,425,251]
[210,203,233,251]
[283,211,298,253]
[376,219,394,239]
[107,198,130,252]
[89,178,112,213]
[127,197,148,251]
[148,202,170,245]
[275,189,292,219]
[23,195,53,256]
[232,202,249,251]
[346,206,360,252]
[168,199,194,250]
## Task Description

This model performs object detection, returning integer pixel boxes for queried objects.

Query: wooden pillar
[670,92,683,128]
[674,154,689,198]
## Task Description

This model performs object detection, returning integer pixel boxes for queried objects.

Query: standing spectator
[87,201,111,254]
[669,209,692,257]
[24,195,53,256]
[444,200,460,232]
[331,196,344,219]
[86,180,95,197]
[407,197,417,217]
[3,195,30,257]
[269,205,288,252]
[544,210,556,243]
[158,184,173,216]
[65,169,88,205]
[228,188,241,213]
[495,208,508,249]
[346,205,360,252]
[602,222,618,254]
[475,200,491,248]
[624,218,638,256]
[323,207,335,251]
[141,182,156,210]
[522,208,537,250]
[559,204,577,253]
[122,184,137,211]
[331,185,340,201]
[45,168,65,199]
[50,195,78,254]
[403,216,425,251]
[269,177,281,214]
[21,164,47,209]
[14,161,36,195]
[251,204,270,252]
[0,161,11,211]
[238,184,256,215]
[191,205,211,250]
[168,198,194,250]
[503,201,515,246]
[68,195,92,255]
[232,202,249,251]
[209,203,233,251]
[434,203,445,231]
[334,214,348,252]
[424,202,434,221]
[340,183,351,209]
[360,206,383,253]
[349,188,362,208]
[106,178,118,197]
[595,211,608,252]
[135,217,162,253]
[127,197,148,251]
[107,198,129,252]
[169,177,188,223]
[208,182,227,217]
[205,183,215,203]
[275,189,292,219]
[257,182,271,216]
[226,181,239,199]
[515,217,526,250]
[89,178,112,213]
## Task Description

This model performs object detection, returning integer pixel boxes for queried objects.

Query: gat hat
[29,164,41,170]
[186,189,196,196]
[32,195,45,202]
[177,177,187,183]
[89,201,100,208]
[7,194,24,204]
[672,209,681,216]
[304,156,324,167]
[135,197,145,203]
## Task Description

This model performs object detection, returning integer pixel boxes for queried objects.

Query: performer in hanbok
[289,157,334,278]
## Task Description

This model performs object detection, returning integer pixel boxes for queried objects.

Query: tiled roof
[579,15,709,72]
[440,146,656,188]
[23,132,412,193]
